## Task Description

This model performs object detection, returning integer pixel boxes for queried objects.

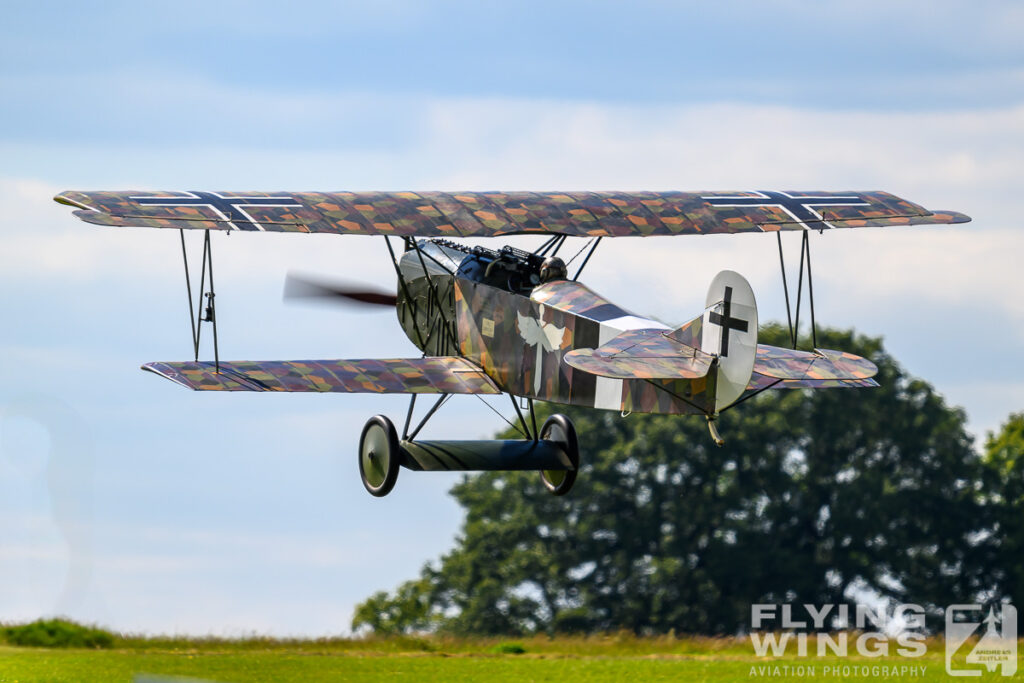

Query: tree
[981,412,1024,605]
[353,325,992,636]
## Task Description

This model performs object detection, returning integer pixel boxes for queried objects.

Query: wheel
[539,414,580,496]
[359,415,400,497]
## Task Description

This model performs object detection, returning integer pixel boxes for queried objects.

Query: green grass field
[1,633,1019,682]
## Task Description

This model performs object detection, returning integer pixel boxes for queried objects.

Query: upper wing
[54,190,970,238]
[745,345,879,390]
[563,329,713,380]
[142,357,500,394]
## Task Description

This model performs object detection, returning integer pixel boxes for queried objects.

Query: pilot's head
[539,256,568,283]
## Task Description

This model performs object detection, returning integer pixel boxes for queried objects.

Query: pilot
[539,256,568,283]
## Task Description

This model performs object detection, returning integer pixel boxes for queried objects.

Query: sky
[1,0,1023,636]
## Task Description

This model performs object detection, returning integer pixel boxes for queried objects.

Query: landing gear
[359,415,400,497]
[539,413,579,496]
[357,403,580,497]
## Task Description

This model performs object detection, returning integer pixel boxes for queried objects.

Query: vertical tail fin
[665,269,758,414]
[700,270,758,413]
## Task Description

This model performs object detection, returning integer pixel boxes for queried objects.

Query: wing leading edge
[55,190,970,238]
[142,357,501,394]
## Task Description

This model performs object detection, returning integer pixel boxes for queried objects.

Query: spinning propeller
[283,272,397,309]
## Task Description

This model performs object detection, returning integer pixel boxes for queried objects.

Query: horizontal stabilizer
[142,357,500,394]
[745,345,879,390]
[563,328,713,380]
[747,374,879,391]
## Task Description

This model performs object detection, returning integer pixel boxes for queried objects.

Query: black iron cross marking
[702,190,868,229]
[130,191,302,231]
[708,286,748,357]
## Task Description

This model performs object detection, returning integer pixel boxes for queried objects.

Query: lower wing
[142,357,500,394]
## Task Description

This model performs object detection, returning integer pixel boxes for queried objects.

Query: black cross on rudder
[708,286,749,357]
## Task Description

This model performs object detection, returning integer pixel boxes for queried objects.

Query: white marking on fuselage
[528,281,670,410]
[602,315,670,331]
[517,308,566,396]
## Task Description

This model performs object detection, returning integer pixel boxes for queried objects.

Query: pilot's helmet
[539,256,568,283]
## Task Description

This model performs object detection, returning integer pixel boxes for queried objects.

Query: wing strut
[776,230,818,349]
[179,229,221,372]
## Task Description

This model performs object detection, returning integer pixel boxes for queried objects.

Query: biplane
[54,190,969,496]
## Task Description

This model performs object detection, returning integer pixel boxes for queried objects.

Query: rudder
[701,270,758,413]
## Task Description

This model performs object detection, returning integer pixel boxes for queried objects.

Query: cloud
[4,94,1023,634]
[10,96,1024,366]
[1,177,396,287]
[415,99,1024,201]
[5,2,1023,119]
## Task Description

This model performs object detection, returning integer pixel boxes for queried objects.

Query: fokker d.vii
[54,190,969,496]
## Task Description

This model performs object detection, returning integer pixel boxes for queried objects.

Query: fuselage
[396,240,709,415]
